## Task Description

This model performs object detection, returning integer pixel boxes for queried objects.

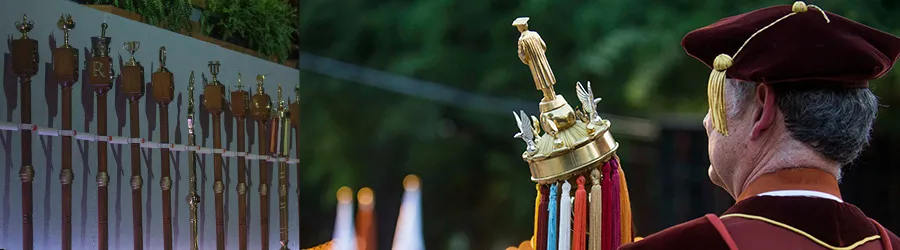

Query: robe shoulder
[619,214,733,250]
[881,222,900,250]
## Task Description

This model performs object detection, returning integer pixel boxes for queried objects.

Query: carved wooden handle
[258,120,270,250]
[129,99,144,250]
[159,104,173,250]
[236,118,249,250]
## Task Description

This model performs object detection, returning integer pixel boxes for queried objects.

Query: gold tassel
[708,54,732,136]
[589,169,602,250]
[533,184,541,249]
[618,166,633,245]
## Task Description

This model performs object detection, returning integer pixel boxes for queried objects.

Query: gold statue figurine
[514,17,557,101]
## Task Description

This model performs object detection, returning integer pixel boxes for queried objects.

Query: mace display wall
[0,0,301,249]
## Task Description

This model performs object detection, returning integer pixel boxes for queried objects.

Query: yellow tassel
[618,166,633,245]
[589,169,602,250]
[708,54,732,136]
[533,184,540,250]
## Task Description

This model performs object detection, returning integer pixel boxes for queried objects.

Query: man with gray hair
[621,2,900,250]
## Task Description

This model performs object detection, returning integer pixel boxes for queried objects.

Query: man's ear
[751,83,777,139]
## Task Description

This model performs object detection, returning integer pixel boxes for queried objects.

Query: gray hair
[726,79,879,165]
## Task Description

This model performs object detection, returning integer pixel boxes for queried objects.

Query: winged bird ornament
[513,110,538,154]
[576,81,602,124]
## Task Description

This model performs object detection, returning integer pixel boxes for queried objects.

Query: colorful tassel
[617,159,633,245]
[588,169,602,250]
[534,184,541,250]
[548,183,559,250]
[558,181,572,250]
[609,160,622,250]
[601,161,614,250]
[538,185,550,250]
[572,176,587,250]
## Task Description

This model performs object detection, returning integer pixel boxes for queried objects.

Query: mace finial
[256,74,265,94]
[158,46,169,72]
[188,71,195,116]
[294,84,300,104]
[208,61,221,85]
[277,83,284,108]
[57,14,76,48]
[237,72,244,90]
[15,14,34,39]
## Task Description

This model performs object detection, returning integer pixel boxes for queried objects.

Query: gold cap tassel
[708,54,732,136]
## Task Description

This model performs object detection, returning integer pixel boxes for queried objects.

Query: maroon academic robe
[619,168,900,250]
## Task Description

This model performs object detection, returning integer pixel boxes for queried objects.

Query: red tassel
[572,176,587,250]
[538,185,550,250]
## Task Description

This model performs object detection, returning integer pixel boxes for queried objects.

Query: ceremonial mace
[250,75,272,249]
[88,22,115,250]
[53,14,79,250]
[510,17,631,250]
[203,61,227,250]
[289,84,300,246]
[231,73,251,250]
[270,84,292,250]
[11,14,39,250]
[121,40,145,250]
[151,46,175,250]
[186,73,201,250]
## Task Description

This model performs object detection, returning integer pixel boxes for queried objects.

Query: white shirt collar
[757,190,843,203]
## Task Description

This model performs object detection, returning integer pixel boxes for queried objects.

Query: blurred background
[297,0,900,249]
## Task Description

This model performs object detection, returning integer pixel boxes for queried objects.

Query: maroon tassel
[609,160,622,250]
[538,185,550,250]
[601,161,613,250]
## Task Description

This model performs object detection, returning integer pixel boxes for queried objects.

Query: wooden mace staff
[52,14,79,250]
[186,72,201,250]
[121,40,145,250]
[250,75,272,249]
[204,61,227,250]
[11,14,39,250]
[231,73,251,250]
[151,46,175,250]
[88,22,115,250]
[271,84,292,250]
[290,84,300,247]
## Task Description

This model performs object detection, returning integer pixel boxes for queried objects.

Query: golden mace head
[208,61,221,85]
[15,14,34,39]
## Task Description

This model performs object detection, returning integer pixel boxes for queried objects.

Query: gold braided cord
[734,1,830,58]
[721,213,881,250]
[807,5,832,23]
[732,12,798,58]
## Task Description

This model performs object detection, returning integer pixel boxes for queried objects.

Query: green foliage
[201,0,297,62]
[88,0,193,33]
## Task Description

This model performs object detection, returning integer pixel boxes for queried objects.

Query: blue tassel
[547,183,559,250]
